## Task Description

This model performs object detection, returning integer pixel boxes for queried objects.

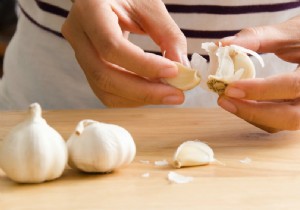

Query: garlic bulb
[0,103,68,183]
[162,62,201,91]
[202,42,264,94]
[173,140,215,168]
[67,120,136,173]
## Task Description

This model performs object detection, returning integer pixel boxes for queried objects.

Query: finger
[83,61,184,105]
[221,16,300,53]
[246,121,281,133]
[218,96,300,131]
[89,89,147,108]
[275,45,300,63]
[129,0,187,62]
[63,14,184,105]
[73,0,178,79]
[224,71,300,101]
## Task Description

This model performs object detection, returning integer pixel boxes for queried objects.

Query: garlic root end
[75,119,97,135]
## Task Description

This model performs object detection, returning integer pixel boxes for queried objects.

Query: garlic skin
[202,42,264,94]
[67,120,136,173]
[162,62,201,91]
[167,171,194,184]
[0,103,67,183]
[173,140,215,168]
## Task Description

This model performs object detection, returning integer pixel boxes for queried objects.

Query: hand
[218,15,300,132]
[62,0,186,107]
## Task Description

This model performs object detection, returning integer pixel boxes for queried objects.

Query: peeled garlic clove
[67,119,136,173]
[202,42,264,94]
[0,103,68,183]
[162,62,201,91]
[173,140,214,168]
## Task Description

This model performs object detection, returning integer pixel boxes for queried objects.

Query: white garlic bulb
[0,103,68,183]
[67,120,136,173]
[173,140,215,168]
[162,61,201,91]
[202,42,264,94]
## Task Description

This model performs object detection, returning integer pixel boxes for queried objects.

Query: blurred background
[0,0,17,78]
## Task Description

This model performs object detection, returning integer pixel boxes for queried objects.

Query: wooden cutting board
[1,108,300,210]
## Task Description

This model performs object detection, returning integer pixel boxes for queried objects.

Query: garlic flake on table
[67,120,136,173]
[0,103,68,183]
[162,61,201,91]
[173,140,215,168]
[202,42,264,94]
[167,171,194,184]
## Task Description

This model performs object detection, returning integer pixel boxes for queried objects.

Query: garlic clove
[173,140,215,168]
[202,42,264,94]
[67,119,136,173]
[162,62,201,91]
[233,52,255,79]
[231,44,264,67]
[0,103,68,183]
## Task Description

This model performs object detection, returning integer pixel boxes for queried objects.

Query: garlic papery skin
[202,42,264,94]
[173,140,215,169]
[0,103,68,183]
[67,120,136,173]
[162,62,201,91]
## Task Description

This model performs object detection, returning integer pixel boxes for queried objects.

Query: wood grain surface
[1,108,300,210]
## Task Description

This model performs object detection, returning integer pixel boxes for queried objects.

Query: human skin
[62,1,300,132]
[220,16,300,132]
[62,0,187,107]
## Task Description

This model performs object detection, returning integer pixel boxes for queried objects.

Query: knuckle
[237,27,266,51]
[140,90,156,104]
[98,73,113,92]
[244,108,257,123]
[100,97,118,108]
[240,26,268,39]
[61,19,73,40]
[290,74,300,98]
[100,37,121,62]
[90,69,113,92]
[94,90,121,108]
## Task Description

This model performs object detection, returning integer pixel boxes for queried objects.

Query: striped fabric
[139,0,300,57]
[1,0,299,110]
[18,0,300,57]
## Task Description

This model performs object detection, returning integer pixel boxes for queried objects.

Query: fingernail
[162,95,183,105]
[159,66,178,78]
[225,87,245,98]
[218,97,237,114]
[181,54,191,68]
[221,36,236,43]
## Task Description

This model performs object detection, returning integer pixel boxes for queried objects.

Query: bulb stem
[29,103,42,121]
[75,119,97,135]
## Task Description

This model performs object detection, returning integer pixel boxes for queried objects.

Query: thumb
[221,16,300,53]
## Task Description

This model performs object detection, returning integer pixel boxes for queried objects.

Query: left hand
[218,15,300,132]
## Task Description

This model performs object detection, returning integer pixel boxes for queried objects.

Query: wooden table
[1,108,300,210]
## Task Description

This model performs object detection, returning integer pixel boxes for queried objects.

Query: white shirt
[0,0,299,109]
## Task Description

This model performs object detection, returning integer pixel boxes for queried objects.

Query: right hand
[219,15,300,132]
[62,0,186,107]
